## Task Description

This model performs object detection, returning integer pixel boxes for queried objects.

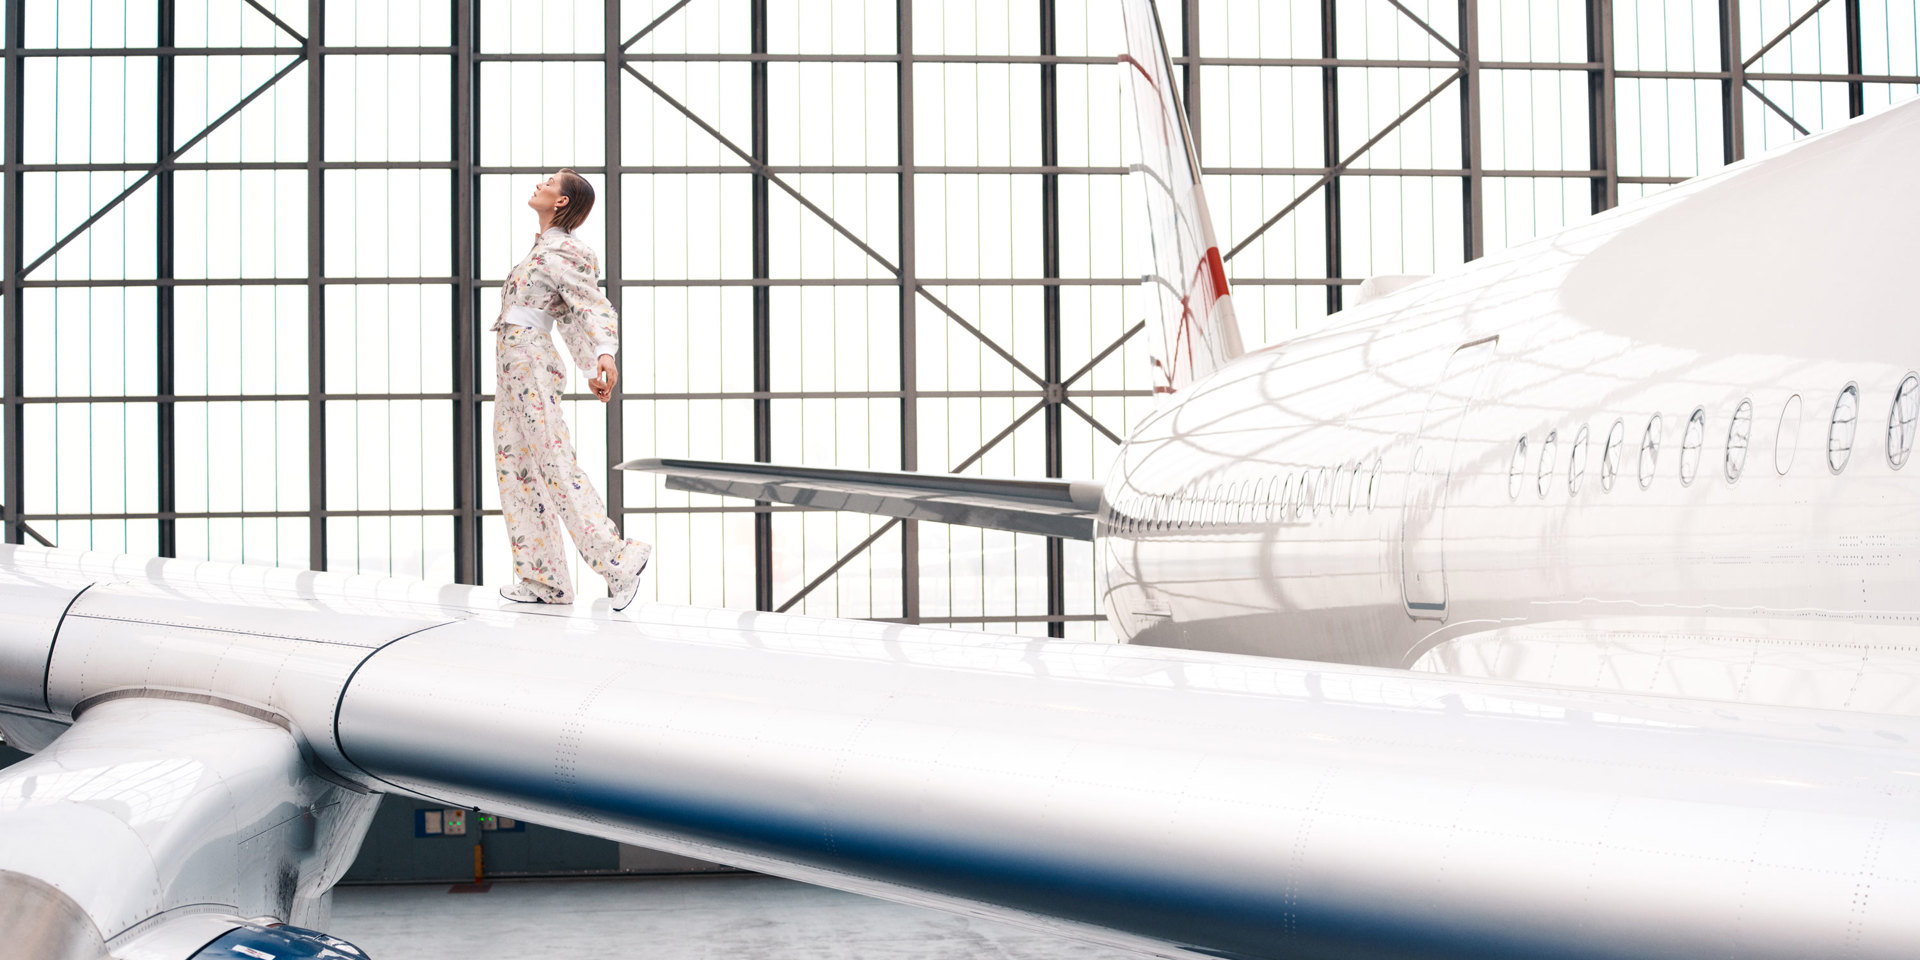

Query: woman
[493,168,651,609]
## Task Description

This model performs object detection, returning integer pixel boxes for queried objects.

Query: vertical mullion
[1040,0,1063,639]
[450,0,478,582]
[1,0,18,545]
[1587,0,1618,212]
[1321,0,1342,312]
[897,0,919,623]
[1459,0,1484,262]
[1845,0,1865,116]
[156,0,176,557]
[603,0,623,539]
[1720,0,1745,164]
[306,0,326,571]
[1181,0,1200,153]
[751,0,772,611]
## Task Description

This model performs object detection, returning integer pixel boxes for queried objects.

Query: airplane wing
[4,544,1920,960]
[620,457,1103,540]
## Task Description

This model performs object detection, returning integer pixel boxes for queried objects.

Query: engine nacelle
[0,698,379,957]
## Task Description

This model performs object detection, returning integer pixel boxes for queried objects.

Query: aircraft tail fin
[1120,0,1244,395]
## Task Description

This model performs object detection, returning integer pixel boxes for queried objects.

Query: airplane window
[1829,383,1859,474]
[1888,373,1919,469]
[1679,407,1706,486]
[1638,414,1663,490]
[1367,458,1381,511]
[1536,430,1558,498]
[1508,436,1528,500]
[1776,393,1802,475]
[1568,424,1589,494]
[1600,419,1624,492]
[1725,399,1753,483]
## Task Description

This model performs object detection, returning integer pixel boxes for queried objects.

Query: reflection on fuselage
[1099,98,1920,718]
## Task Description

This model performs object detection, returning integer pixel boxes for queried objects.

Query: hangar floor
[330,873,1150,959]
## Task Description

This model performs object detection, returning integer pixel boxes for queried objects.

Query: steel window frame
[0,0,1894,633]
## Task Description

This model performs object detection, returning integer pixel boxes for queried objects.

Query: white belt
[497,304,551,334]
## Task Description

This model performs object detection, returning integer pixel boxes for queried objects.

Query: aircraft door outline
[1401,336,1498,620]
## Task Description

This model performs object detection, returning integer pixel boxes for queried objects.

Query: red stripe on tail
[1205,246,1230,302]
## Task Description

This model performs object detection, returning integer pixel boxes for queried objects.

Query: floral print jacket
[494,225,620,372]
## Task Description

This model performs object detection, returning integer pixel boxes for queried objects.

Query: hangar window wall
[3,0,1916,639]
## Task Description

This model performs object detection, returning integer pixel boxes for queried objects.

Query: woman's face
[528,172,569,218]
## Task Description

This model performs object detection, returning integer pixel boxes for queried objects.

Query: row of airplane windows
[1511,373,1920,499]
[1105,374,1920,535]
[1107,456,1386,535]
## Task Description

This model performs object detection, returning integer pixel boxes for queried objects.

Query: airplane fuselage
[1100,98,1920,716]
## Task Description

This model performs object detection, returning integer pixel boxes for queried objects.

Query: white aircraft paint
[1102,82,1920,720]
[1,1,1919,957]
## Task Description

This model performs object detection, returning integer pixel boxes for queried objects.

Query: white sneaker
[499,582,566,604]
[609,542,651,612]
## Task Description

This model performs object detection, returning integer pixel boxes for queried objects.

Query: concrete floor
[329,873,1153,960]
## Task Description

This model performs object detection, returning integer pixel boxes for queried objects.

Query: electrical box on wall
[415,808,524,837]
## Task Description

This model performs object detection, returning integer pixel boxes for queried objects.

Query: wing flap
[620,458,1102,540]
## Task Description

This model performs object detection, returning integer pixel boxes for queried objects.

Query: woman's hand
[589,354,619,402]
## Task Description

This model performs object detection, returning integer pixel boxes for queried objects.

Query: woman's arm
[546,240,622,400]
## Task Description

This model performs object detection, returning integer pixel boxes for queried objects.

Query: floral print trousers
[494,324,644,602]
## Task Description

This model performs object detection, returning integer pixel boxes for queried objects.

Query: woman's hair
[551,168,595,232]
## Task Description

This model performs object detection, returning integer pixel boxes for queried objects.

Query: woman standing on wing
[493,168,651,609]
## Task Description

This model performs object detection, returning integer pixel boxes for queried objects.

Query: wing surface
[620,457,1102,540]
[6,545,1920,960]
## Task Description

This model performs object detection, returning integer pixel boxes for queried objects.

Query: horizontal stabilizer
[619,458,1102,540]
